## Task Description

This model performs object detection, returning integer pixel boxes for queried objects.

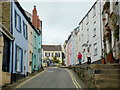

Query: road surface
[18,67,82,89]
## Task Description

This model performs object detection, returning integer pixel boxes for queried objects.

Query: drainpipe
[10,1,15,83]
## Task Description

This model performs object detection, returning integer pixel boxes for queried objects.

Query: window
[82,34,84,43]
[93,28,96,37]
[94,21,96,24]
[87,29,89,42]
[58,53,60,57]
[52,53,54,57]
[15,45,23,72]
[86,14,89,25]
[48,53,50,57]
[34,55,36,68]
[81,22,83,30]
[34,36,36,48]
[55,53,58,57]
[23,21,28,39]
[93,6,96,18]
[45,53,47,57]
[94,43,97,56]
[15,10,21,32]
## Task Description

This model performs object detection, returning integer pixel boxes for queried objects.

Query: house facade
[25,6,42,73]
[72,27,80,65]
[0,23,14,86]
[27,21,33,74]
[0,0,43,86]
[10,1,29,81]
[42,45,62,65]
[32,6,42,72]
[79,1,103,64]
[0,1,14,86]
[64,26,80,66]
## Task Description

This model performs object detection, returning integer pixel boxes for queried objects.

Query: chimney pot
[34,5,36,8]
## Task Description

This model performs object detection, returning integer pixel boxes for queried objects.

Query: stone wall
[68,64,120,88]
[1,2,10,31]
[69,65,95,88]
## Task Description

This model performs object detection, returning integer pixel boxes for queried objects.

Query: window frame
[15,10,21,33]
[15,45,23,73]
[23,21,28,40]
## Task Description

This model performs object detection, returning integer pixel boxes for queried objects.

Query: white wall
[79,1,103,63]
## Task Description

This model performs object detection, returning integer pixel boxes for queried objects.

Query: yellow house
[42,45,62,66]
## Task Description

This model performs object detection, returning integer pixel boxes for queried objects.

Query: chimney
[32,5,42,30]
[32,5,37,29]
[37,16,40,30]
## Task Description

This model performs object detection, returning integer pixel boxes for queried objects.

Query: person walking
[78,52,82,65]
[86,50,91,64]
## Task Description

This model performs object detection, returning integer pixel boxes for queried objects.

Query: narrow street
[18,67,81,89]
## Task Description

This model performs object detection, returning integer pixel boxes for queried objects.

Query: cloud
[18,1,94,45]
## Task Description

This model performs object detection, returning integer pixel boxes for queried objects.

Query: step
[95,79,119,85]
[94,74,119,80]
[94,69,120,74]
[92,64,120,70]
[96,85,119,88]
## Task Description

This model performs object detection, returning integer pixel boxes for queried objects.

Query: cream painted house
[25,11,33,74]
[42,45,62,65]
[27,21,33,74]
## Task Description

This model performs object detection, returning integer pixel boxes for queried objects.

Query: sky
[18,0,95,45]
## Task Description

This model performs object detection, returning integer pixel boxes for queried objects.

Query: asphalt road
[20,67,80,89]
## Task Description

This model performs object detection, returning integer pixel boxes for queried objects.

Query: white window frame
[16,45,23,72]
[15,10,21,32]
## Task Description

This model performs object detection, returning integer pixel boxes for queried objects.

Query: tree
[52,56,60,63]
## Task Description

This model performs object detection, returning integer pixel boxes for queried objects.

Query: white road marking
[65,69,82,90]
[50,67,58,68]
[47,71,53,72]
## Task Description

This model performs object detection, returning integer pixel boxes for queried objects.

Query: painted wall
[79,1,103,64]
[42,51,62,64]
[32,30,41,71]
[0,35,3,87]
[11,2,28,75]
[68,39,72,65]
[27,22,33,73]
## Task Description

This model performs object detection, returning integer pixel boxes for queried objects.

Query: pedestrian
[86,50,91,64]
[78,52,82,65]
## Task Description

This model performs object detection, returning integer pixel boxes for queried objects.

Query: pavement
[2,67,89,90]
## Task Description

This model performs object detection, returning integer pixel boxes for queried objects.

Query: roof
[14,1,41,35]
[78,0,97,25]
[42,45,62,51]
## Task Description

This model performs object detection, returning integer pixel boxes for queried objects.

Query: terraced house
[32,6,42,72]
[0,1,14,86]
[42,45,63,66]
[0,0,42,85]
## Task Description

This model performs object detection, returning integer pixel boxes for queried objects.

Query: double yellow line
[16,69,47,88]
[65,69,82,90]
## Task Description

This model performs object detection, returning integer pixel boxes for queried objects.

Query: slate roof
[42,45,62,51]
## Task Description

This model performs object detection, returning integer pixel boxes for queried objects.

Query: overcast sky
[18,0,95,45]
